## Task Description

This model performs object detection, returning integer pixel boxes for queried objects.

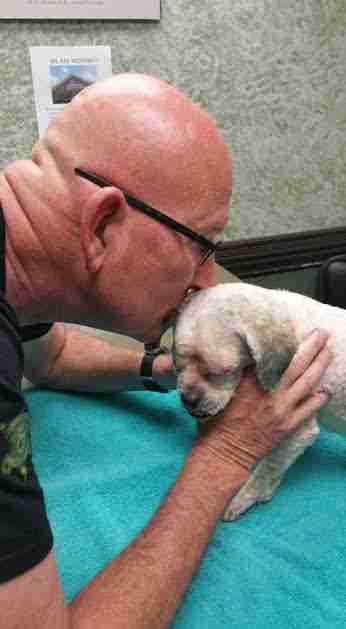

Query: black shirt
[0,204,53,584]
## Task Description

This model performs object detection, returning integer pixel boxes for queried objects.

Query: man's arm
[69,442,249,629]
[22,322,174,393]
[5,329,330,629]
[69,330,332,629]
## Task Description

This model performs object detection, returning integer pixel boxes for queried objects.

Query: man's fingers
[289,390,330,428]
[277,329,331,393]
[287,344,332,405]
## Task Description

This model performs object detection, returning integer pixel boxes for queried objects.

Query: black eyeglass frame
[75,167,219,266]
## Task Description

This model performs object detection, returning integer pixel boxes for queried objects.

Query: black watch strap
[140,345,169,393]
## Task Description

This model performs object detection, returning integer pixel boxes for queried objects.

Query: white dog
[173,282,346,521]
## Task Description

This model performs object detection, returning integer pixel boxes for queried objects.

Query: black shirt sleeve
[21,322,54,343]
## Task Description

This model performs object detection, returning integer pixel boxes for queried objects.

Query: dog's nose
[181,394,199,409]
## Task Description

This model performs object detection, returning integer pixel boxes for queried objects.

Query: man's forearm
[35,326,170,393]
[69,444,248,629]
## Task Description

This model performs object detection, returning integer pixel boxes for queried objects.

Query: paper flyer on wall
[30,46,113,136]
[0,1,160,20]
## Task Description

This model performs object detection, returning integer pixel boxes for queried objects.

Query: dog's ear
[243,323,297,391]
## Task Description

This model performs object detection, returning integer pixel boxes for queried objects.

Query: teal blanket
[26,388,346,628]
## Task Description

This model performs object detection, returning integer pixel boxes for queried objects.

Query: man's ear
[80,187,127,275]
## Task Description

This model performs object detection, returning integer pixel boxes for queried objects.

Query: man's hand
[153,351,177,390]
[195,329,332,472]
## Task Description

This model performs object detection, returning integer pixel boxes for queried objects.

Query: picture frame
[0,0,160,20]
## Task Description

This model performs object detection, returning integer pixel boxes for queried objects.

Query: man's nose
[190,258,218,291]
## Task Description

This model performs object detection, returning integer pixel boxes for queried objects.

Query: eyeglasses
[75,167,219,266]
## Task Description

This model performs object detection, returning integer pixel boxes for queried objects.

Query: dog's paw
[222,491,259,522]
[222,476,282,522]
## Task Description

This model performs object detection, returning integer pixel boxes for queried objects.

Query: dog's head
[174,284,297,419]
[173,287,253,418]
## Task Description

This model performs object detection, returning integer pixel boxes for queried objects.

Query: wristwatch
[140,342,170,393]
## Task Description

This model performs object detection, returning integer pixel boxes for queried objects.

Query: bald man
[0,74,331,628]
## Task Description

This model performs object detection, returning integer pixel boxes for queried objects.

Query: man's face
[98,205,224,342]
[72,77,232,340]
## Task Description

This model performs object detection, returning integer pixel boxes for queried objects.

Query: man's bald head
[3,74,232,336]
[34,73,231,233]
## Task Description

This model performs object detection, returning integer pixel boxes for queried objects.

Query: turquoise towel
[26,388,346,628]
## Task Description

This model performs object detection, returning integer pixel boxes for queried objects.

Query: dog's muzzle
[180,394,200,414]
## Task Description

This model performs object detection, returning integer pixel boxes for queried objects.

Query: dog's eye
[207,369,232,380]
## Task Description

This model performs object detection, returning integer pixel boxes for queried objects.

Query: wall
[0,0,345,242]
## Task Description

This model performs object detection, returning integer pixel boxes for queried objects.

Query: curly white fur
[174,282,346,521]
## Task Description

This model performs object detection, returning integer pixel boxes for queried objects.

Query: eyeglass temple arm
[75,168,217,252]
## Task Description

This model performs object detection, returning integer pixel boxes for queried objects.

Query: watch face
[144,344,170,356]
[144,342,163,355]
